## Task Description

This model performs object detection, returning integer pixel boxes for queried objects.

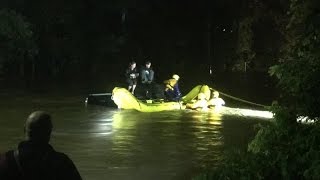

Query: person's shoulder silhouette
[0,111,82,180]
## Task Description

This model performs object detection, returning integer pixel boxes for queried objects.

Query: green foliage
[0,9,38,63]
[237,17,254,54]
[269,0,320,119]
[194,0,320,179]
[0,9,32,40]
[233,17,256,72]
[256,2,320,178]
[253,1,320,178]
[194,116,320,180]
[248,118,320,179]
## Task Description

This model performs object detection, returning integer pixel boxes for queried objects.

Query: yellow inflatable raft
[111,85,274,119]
[112,85,211,112]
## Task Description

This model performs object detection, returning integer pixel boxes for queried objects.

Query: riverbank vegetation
[195,0,320,179]
[1,1,319,178]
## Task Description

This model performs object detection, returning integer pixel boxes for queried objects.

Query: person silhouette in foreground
[0,111,82,180]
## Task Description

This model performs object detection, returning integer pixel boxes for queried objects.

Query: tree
[0,9,38,79]
[269,0,320,120]
[233,17,256,72]
[194,1,320,179]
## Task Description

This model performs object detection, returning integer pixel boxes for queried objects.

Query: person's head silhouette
[0,111,82,180]
[25,111,53,144]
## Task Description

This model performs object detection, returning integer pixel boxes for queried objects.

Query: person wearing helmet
[125,61,139,94]
[186,93,208,110]
[208,91,225,111]
[163,74,181,101]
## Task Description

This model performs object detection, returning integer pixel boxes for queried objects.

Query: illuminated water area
[0,92,268,179]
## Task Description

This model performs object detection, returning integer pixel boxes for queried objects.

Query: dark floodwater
[0,90,270,180]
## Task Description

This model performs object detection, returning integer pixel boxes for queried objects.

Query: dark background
[0,0,286,93]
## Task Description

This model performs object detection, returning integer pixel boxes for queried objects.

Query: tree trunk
[31,59,35,81]
[19,59,25,78]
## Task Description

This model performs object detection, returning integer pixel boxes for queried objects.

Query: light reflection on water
[0,95,263,180]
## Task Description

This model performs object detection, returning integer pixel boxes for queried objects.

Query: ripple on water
[0,94,265,180]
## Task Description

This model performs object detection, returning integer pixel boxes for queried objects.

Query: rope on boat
[89,93,112,96]
[209,87,270,108]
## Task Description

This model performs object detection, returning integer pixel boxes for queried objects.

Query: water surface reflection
[0,94,263,180]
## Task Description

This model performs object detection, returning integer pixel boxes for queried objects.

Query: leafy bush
[193,0,320,179]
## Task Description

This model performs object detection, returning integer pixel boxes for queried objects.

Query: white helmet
[197,93,206,100]
[213,91,219,98]
[172,74,180,80]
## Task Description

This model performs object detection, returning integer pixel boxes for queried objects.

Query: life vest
[163,78,177,91]
[208,97,225,107]
[187,99,208,109]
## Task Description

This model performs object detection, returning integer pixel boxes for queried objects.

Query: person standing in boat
[140,61,155,99]
[164,74,181,101]
[140,61,154,84]
[125,61,139,94]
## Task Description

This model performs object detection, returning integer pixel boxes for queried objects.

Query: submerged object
[85,93,117,107]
